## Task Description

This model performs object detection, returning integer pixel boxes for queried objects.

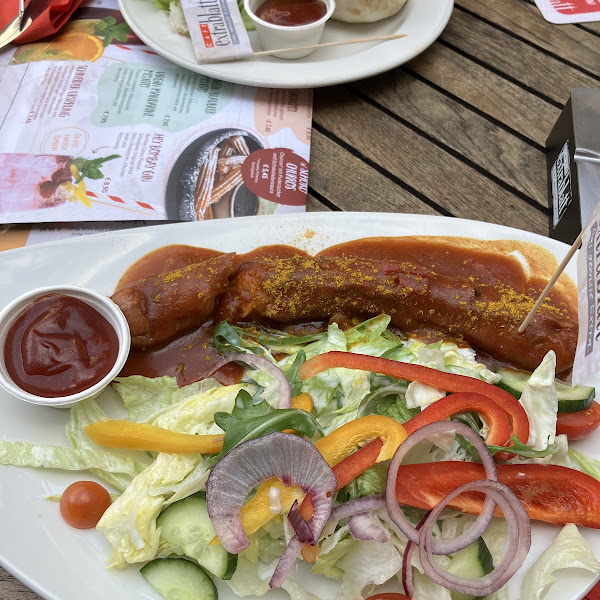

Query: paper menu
[533,0,600,24]
[0,0,313,226]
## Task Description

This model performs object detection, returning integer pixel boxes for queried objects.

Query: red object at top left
[0,0,85,45]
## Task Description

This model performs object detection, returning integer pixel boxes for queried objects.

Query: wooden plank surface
[352,70,548,205]
[405,43,561,146]
[441,8,600,104]
[312,85,549,233]
[456,0,600,78]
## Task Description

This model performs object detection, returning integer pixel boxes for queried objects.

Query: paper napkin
[0,0,85,45]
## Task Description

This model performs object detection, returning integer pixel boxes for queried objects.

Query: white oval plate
[118,0,454,88]
[0,213,598,600]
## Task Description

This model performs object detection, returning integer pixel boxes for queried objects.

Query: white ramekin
[244,0,335,59]
[0,285,130,408]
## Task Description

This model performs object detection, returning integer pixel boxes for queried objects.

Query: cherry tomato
[556,401,600,440]
[59,481,111,529]
[364,595,411,600]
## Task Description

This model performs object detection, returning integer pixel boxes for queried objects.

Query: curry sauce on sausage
[113,236,578,385]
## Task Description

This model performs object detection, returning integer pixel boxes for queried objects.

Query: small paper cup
[0,285,131,408]
[244,0,335,59]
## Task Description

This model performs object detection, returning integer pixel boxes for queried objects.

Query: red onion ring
[418,479,531,596]
[271,496,391,587]
[348,513,391,543]
[386,421,497,554]
[206,432,336,554]
[270,536,304,589]
[324,495,390,542]
[288,500,313,544]
[208,353,292,408]
[401,511,429,597]
[329,494,386,521]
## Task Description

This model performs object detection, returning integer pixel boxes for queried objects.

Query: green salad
[153,0,255,34]
[3,314,600,600]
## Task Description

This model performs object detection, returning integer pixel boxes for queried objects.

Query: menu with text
[0,0,312,249]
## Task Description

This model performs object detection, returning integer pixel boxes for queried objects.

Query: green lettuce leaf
[96,452,199,567]
[518,351,558,451]
[336,540,403,599]
[567,448,600,481]
[344,314,401,357]
[226,555,271,596]
[487,435,557,459]
[148,383,254,434]
[112,375,180,422]
[520,523,600,600]
[0,441,143,480]
[412,571,453,600]
[339,462,388,503]
[0,396,150,493]
[307,366,371,434]
[152,0,172,10]
[312,536,355,579]
[214,321,276,360]
[286,350,306,397]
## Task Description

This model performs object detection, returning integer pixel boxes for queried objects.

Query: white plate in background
[118,0,454,88]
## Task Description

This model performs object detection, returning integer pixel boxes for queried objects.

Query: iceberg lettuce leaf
[0,440,142,478]
[148,383,254,434]
[520,523,600,600]
[112,375,180,422]
[518,351,558,451]
[96,452,198,567]
[336,540,403,600]
[312,536,356,579]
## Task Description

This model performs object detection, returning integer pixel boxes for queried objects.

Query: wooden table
[2,0,600,598]
[307,0,600,240]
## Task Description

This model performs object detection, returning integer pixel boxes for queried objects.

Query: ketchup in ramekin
[4,294,119,398]
[0,285,130,407]
[255,0,328,26]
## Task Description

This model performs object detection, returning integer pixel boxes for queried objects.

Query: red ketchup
[255,0,327,26]
[3,294,119,398]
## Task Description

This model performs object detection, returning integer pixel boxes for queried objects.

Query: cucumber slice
[446,537,494,600]
[496,367,595,413]
[141,558,217,600]
[157,496,237,580]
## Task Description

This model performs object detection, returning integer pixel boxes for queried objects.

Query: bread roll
[331,0,408,24]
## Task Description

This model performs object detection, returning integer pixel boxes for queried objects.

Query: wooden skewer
[252,32,407,56]
[518,230,583,332]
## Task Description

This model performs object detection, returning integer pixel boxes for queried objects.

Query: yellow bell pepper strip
[221,415,407,542]
[85,394,314,455]
[85,420,224,454]
[290,392,314,413]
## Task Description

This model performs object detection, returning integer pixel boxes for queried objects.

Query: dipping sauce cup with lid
[0,285,130,408]
[245,0,335,59]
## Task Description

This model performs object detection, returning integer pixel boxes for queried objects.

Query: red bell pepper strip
[299,352,530,450]
[300,438,384,563]
[403,392,511,447]
[300,437,384,521]
[394,462,600,528]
